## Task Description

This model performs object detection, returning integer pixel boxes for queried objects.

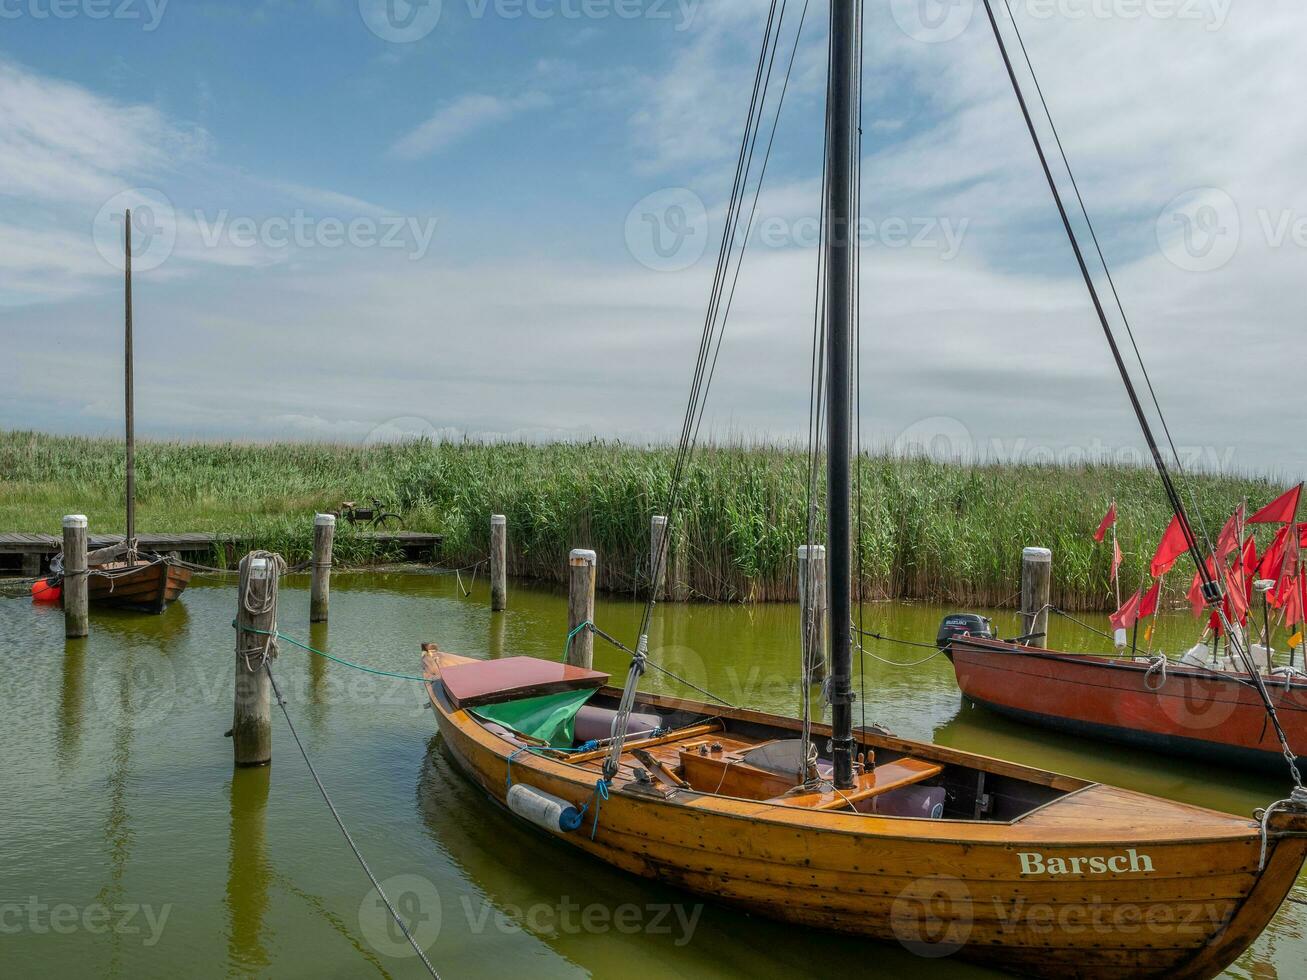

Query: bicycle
[337,498,403,530]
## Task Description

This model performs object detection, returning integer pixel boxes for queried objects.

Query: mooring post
[309,513,335,623]
[1020,547,1052,647]
[233,554,278,767]
[798,544,828,683]
[490,514,507,611]
[650,515,669,601]
[567,549,597,669]
[62,514,89,639]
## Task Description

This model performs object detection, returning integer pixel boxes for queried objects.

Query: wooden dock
[0,530,442,576]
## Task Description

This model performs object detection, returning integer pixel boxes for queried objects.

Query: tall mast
[124,209,136,548]
[824,0,858,790]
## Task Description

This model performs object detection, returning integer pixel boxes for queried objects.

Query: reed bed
[0,430,1282,610]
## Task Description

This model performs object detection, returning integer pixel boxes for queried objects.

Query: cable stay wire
[978,0,1301,786]
[997,0,1213,552]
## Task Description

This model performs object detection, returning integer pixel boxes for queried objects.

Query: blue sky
[1,0,1304,477]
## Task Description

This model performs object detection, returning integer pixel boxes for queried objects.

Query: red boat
[945,633,1306,771]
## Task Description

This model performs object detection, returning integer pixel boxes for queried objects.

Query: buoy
[31,577,62,604]
[506,783,584,833]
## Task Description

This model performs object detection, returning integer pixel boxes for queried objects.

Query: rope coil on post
[237,551,287,672]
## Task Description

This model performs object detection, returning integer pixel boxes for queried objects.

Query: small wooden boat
[945,635,1306,770]
[422,647,1307,978]
[87,556,192,614]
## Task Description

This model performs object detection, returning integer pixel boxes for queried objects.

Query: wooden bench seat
[771,757,943,810]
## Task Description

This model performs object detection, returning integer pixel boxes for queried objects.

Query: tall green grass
[0,430,1282,610]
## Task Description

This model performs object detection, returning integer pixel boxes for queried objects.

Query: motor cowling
[936,613,995,650]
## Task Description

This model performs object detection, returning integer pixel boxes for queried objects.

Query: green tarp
[470,689,595,748]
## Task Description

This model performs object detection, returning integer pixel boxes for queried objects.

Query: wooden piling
[309,513,335,623]
[62,515,89,639]
[567,549,597,669]
[233,554,278,767]
[490,514,507,611]
[1020,547,1052,647]
[650,515,669,601]
[798,544,828,682]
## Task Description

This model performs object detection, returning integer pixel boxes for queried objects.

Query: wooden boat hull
[87,559,191,613]
[947,636,1306,771]
[422,648,1307,979]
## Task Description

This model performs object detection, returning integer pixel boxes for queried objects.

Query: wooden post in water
[62,515,89,639]
[233,554,277,767]
[567,549,597,669]
[490,514,507,611]
[1020,547,1052,647]
[650,516,669,601]
[798,544,828,683]
[309,513,335,623]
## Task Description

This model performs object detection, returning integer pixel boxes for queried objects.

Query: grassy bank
[0,430,1282,610]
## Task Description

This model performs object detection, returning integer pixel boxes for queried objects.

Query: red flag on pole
[1215,505,1245,559]
[1111,538,1123,582]
[1187,556,1218,619]
[1286,577,1304,628]
[1247,484,1302,525]
[1258,524,1292,581]
[1150,514,1190,578]
[1094,503,1117,543]
[1139,578,1162,619]
[1110,589,1144,632]
[1225,562,1250,624]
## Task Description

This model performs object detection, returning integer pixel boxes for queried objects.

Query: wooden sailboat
[422,649,1307,978]
[420,3,1307,976]
[81,209,191,612]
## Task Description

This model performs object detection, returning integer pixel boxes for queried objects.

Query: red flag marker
[1214,505,1244,559]
[1110,589,1144,632]
[1139,578,1162,619]
[1093,503,1117,543]
[1247,484,1302,525]
[1150,514,1190,578]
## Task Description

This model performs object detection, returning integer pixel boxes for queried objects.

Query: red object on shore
[30,578,61,603]
[947,635,1306,770]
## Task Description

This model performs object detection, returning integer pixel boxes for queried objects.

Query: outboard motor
[936,613,995,651]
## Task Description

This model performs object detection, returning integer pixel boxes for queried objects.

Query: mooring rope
[264,662,440,977]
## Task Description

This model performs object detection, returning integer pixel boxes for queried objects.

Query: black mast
[824,0,858,790]
[124,209,136,549]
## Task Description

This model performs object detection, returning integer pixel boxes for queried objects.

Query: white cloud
[389,91,552,160]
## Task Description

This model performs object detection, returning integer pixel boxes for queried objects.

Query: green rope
[232,621,430,682]
[563,620,593,663]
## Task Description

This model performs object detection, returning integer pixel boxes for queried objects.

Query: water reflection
[225,766,272,974]
[57,639,85,770]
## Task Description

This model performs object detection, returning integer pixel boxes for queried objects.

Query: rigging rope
[977,0,1302,788]
[265,663,440,977]
[606,0,805,783]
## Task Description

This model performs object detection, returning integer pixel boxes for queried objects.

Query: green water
[2,571,1303,979]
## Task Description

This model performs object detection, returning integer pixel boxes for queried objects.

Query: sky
[0,0,1304,478]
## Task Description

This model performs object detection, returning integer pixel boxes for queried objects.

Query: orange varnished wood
[421,648,1307,979]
